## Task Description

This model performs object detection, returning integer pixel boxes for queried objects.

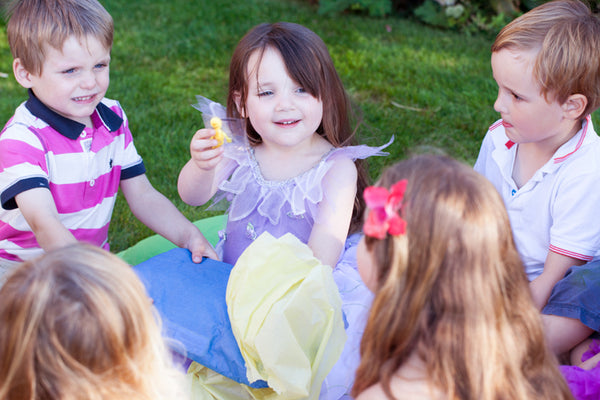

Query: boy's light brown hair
[5,0,113,75]
[492,0,600,118]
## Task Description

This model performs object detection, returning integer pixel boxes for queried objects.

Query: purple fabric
[582,340,600,363]
[561,363,600,400]
[214,142,391,266]
[320,233,374,400]
[561,339,600,400]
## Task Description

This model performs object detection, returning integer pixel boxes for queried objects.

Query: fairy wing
[192,95,245,141]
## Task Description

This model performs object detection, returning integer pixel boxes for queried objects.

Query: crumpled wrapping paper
[133,247,266,388]
[226,232,346,399]
[189,362,273,400]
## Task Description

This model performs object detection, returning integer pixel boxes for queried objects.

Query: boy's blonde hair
[0,243,189,400]
[5,0,113,75]
[353,155,573,400]
[492,0,600,117]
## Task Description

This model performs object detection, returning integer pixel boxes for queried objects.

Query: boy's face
[491,48,571,146]
[16,35,110,127]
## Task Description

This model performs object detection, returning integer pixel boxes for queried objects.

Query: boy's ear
[232,91,245,118]
[12,58,34,89]
[562,94,588,120]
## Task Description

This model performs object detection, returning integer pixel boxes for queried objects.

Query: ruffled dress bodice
[214,142,389,265]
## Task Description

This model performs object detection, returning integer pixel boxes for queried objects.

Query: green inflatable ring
[118,214,227,265]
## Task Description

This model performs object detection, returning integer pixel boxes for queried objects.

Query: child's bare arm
[308,157,357,268]
[580,351,600,370]
[121,174,218,262]
[542,313,593,356]
[177,128,225,206]
[564,337,599,366]
[530,250,586,309]
[15,188,77,250]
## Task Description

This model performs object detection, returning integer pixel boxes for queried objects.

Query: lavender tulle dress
[561,339,600,400]
[211,138,390,400]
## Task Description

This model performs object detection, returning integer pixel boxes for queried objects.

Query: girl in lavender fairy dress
[178,22,391,400]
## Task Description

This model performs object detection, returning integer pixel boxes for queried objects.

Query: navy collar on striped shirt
[24,89,123,140]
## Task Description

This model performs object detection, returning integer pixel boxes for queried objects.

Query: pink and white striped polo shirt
[0,90,145,262]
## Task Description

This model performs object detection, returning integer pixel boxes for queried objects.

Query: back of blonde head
[0,243,189,400]
[492,0,600,117]
[353,155,573,400]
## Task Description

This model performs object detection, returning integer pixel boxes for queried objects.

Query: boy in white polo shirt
[474,0,600,364]
[0,0,217,280]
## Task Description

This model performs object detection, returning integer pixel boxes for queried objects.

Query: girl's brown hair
[226,22,369,233]
[352,154,573,400]
[0,243,188,400]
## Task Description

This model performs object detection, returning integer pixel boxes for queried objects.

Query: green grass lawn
[1,0,598,252]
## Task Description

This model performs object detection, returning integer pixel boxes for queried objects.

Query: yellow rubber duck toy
[210,117,232,148]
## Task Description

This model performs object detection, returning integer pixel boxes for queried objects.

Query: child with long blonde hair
[352,154,573,400]
[0,243,189,400]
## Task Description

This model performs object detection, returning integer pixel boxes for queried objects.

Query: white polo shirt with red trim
[474,115,600,280]
[0,90,145,263]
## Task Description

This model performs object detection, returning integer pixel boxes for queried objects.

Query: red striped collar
[493,115,591,159]
[553,115,590,164]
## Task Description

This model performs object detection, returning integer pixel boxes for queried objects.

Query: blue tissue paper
[133,248,268,388]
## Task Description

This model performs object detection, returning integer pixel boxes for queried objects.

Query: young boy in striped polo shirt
[0,0,217,280]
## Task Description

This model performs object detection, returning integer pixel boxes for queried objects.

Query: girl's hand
[190,128,225,171]
[178,128,230,207]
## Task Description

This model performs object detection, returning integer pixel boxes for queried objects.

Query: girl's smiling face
[241,46,323,152]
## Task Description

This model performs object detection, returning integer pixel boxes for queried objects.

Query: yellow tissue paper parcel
[189,232,346,400]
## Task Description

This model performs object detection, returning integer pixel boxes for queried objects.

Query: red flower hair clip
[363,179,408,239]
